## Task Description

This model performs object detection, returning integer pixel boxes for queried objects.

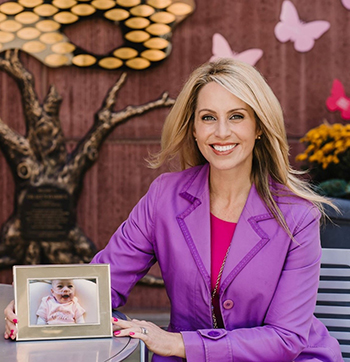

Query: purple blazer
[92,164,342,362]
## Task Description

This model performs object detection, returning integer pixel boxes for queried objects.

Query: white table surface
[0,284,139,362]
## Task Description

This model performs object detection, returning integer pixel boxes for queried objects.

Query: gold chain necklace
[211,245,231,329]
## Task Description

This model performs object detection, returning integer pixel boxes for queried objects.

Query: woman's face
[193,82,260,177]
[51,279,75,304]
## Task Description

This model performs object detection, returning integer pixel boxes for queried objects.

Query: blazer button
[208,330,220,337]
[223,299,234,309]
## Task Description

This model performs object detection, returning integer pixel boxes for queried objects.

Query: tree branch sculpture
[0,50,175,270]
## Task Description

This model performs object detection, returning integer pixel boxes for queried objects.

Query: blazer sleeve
[181,207,323,362]
[90,176,160,309]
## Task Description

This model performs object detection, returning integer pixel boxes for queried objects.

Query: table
[0,284,139,362]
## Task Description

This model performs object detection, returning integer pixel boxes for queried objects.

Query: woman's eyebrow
[197,107,248,113]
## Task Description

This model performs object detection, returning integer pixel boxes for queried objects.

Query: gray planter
[320,198,350,248]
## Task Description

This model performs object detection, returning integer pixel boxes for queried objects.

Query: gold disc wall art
[0,0,195,69]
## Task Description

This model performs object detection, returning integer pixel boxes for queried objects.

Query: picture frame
[13,264,112,341]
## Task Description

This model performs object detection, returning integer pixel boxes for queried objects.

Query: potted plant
[296,121,350,248]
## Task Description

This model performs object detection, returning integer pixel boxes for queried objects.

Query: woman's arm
[91,176,161,308]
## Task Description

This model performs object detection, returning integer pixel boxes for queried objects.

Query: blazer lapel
[220,185,273,293]
[176,165,275,294]
[176,164,212,291]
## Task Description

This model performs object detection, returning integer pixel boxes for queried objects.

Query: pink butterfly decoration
[274,0,330,52]
[210,33,263,66]
[341,0,350,10]
[326,80,350,120]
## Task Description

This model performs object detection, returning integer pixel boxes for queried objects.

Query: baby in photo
[36,279,85,325]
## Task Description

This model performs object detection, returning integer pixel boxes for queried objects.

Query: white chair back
[315,248,350,362]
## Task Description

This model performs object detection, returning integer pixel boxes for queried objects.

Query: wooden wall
[1,0,350,310]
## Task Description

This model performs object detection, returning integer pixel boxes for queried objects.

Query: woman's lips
[211,143,237,154]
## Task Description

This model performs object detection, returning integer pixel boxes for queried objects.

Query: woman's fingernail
[114,331,120,336]
[113,317,118,322]
[13,319,18,324]
[129,332,135,336]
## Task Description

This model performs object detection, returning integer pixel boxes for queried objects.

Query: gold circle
[113,47,138,59]
[141,49,166,62]
[104,9,129,21]
[18,0,43,8]
[0,2,24,15]
[0,20,22,32]
[143,37,169,49]
[91,0,115,10]
[116,0,140,7]
[150,11,175,24]
[167,3,193,16]
[40,32,64,44]
[17,27,40,39]
[125,30,150,42]
[36,20,61,32]
[22,40,46,53]
[17,162,31,179]
[53,0,77,9]
[54,12,79,24]
[15,12,40,24]
[45,53,69,66]
[34,4,59,17]
[125,17,150,29]
[0,31,15,43]
[51,41,75,53]
[72,54,96,67]
[0,14,7,22]
[130,5,154,17]
[99,57,123,69]
[126,57,150,69]
[71,4,95,16]
[146,0,171,9]
[146,23,171,36]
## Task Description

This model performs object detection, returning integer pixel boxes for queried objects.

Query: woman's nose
[214,119,231,138]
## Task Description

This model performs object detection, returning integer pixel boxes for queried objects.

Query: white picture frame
[13,264,112,341]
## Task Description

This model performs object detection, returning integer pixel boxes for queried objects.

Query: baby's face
[51,279,75,304]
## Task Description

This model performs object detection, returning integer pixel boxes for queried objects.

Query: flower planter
[320,198,350,248]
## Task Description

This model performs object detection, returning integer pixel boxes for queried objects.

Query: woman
[5,59,342,361]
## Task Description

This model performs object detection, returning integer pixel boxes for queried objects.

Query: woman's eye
[202,115,215,121]
[230,114,244,121]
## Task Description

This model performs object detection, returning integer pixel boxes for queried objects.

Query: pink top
[210,213,237,328]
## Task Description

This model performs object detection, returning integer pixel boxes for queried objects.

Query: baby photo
[29,278,99,326]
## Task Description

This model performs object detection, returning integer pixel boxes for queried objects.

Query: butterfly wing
[293,21,330,52]
[326,79,346,111]
[274,0,300,43]
[210,33,234,61]
[342,0,350,10]
[234,49,263,65]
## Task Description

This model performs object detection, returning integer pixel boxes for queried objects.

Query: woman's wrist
[171,333,186,358]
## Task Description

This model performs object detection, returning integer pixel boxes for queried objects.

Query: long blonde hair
[149,58,333,226]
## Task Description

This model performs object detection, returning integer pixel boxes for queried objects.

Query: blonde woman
[5,59,342,362]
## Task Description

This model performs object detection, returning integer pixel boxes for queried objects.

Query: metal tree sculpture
[0,49,174,268]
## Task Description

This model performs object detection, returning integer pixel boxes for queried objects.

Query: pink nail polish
[113,317,118,322]
[129,332,135,336]
[9,330,14,336]
[114,331,120,336]
[13,319,18,324]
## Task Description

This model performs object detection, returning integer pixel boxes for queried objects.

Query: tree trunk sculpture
[0,49,175,269]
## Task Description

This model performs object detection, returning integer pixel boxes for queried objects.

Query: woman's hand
[112,317,186,358]
[4,300,18,340]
